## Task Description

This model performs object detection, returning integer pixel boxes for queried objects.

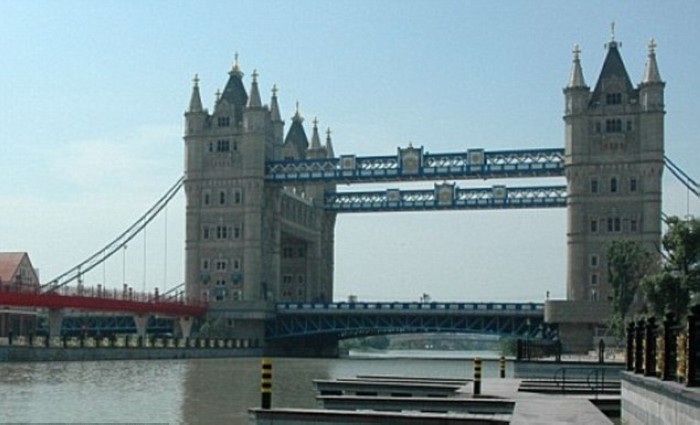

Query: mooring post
[261,358,272,409]
[473,357,482,395]
[499,355,506,378]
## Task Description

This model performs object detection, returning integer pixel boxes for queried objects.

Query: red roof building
[0,252,39,337]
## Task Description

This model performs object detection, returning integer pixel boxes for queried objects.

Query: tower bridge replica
[181,34,674,354]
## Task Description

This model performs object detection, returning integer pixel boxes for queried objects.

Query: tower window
[606,93,622,105]
[234,226,241,239]
[208,142,214,153]
[203,191,210,206]
[590,254,599,268]
[590,273,599,285]
[610,178,618,193]
[202,259,209,270]
[219,190,226,205]
[216,225,228,239]
[590,219,598,233]
[203,226,210,240]
[595,122,602,133]
[216,260,227,271]
[627,120,633,132]
[233,259,240,270]
[630,219,638,232]
[217,139,230,152]
[614,217,621,232]
[590,178,599,193]
[217,116,230,127]
[234,189,242,204]
[590,289,599,301]
[630,178,637,192]
[605,119,622,133]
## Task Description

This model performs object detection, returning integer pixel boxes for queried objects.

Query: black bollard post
[261,358,272,409]
[499,356,506,378]
[473,357,482,395]
[137,336,143,348]
[44,335,50,348]
[645,316,657,377]
[598,338,605,364]
[8,330,13,346]
[28,333,34,347]
[634,319,644,374]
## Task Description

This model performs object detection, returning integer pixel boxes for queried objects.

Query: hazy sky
[1,1,698,303]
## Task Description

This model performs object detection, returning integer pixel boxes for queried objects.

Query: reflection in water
[1,352,502,425]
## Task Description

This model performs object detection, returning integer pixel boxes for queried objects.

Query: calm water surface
[0,350,506,424]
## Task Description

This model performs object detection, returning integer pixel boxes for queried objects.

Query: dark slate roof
[221,73,248,107]
[590,42,636,105]
[284,119,309,152]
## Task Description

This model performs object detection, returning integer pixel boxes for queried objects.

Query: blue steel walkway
[268,302,555,340]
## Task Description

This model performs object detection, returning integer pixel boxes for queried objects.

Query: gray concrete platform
[477,379,613,424]
[250,378,615,424]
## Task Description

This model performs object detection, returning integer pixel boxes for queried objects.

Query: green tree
[641,216,700,319]
[606,240,653,336]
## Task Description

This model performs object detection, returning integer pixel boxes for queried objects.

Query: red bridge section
[0,284,207,317]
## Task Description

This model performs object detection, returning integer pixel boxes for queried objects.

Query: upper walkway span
[266,147,565,183]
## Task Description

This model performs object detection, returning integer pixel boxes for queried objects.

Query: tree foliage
[641,216,700,319]
[607,239,653,324]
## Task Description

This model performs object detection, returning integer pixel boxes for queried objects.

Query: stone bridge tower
[183,58,336,345]
[547,36,665,351]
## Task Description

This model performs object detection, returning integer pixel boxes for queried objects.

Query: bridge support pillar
[178,316,193,339]
[133,314,149,338]
[48,309,63,339]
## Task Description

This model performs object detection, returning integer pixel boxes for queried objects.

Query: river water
[0,350,507,424]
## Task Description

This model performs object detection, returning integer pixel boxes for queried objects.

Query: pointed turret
[185,74,206,136]
[188,74,203,113]
[283,102,309,158]
[639,38,665,113]
[325,128,335,158]
[563,45,590,117]
[269,85,284,145]
[310,118,322,150]
[270,84,282,122]
[641,38,662,84]
[247,69,262,108]
[567,45,587,89]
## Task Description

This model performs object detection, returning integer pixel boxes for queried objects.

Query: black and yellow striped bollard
[261,358,272,409]
[473,357,482,395]
[499,355,506,378]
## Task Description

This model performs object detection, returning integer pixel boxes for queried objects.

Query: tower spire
[247,69,262,108]
[270,84,282,122]
[188,74,203,112]
[325,127,335,157]
[567,44,587,88]
[641,38,662,84]
[310,117,322,149]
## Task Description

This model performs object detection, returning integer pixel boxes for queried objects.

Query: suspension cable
[42,175,185,292]
[664,155,699,197]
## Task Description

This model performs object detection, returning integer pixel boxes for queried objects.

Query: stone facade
[554,37,665,349]
[183,61,336,342]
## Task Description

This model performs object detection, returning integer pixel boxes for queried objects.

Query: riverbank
[0,345,263,361]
